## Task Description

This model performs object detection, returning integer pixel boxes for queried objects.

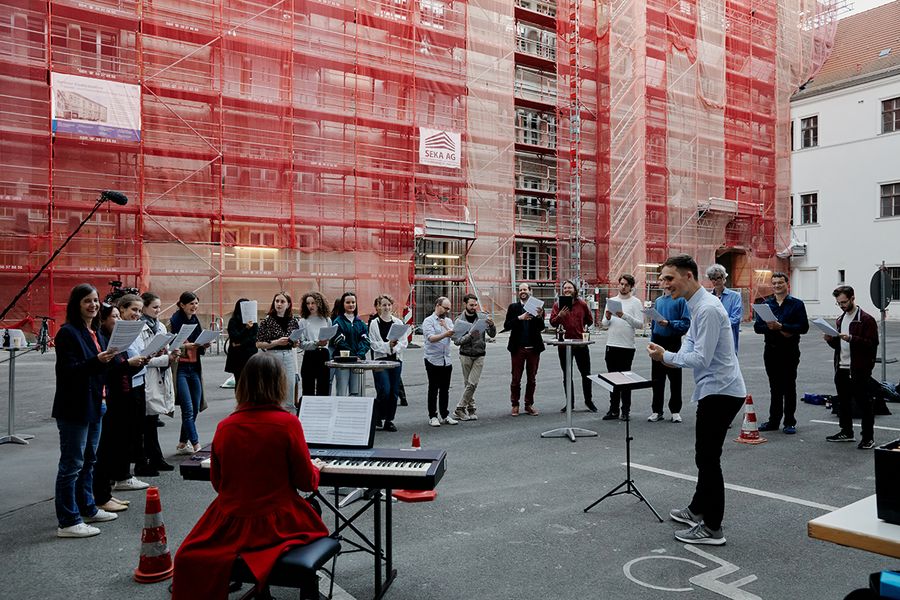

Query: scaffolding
[0,0,844,332]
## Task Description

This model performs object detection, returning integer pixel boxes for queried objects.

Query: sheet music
[642,307,666,322]
[317,325,338,341]
[168,324,195,351]
[453,320,472,335]
[298,396,375,447]
[289,325,305,342]
[107,320,145,353]
[470,319,488,334]
[606,298,623,315]
[141,333,174,357]
[811,318,840,337]
[194,329,219,345]
[239,300,257,324]
[523,296,544,316]
[751,303,777,323]
[387,322,410,342]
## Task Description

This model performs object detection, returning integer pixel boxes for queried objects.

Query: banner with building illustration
[419,127,461,169]
[51,73,141,142]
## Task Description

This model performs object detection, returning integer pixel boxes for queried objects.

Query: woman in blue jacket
[330,292,370,396]
[53,283,117,538]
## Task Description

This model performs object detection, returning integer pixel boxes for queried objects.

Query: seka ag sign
[419,127,461,169]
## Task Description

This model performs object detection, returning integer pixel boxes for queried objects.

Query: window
[796,268,818,302]
[516,242,556,281]
[838,269,845,284]
[889,267,900,302]
[800,116,818,148]
[881,183,900,218]
[883,97,900,134]
[800,192,817,224]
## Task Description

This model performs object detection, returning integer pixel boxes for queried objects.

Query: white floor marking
[623,552,704,592]
[809,419,900,432]
[627,463,838,511]
[684,545,761,600]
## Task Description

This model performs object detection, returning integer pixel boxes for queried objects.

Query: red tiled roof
[794,0,900,98]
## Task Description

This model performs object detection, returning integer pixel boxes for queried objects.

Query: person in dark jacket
[330,292,370,395]
[224,297,258,385]
[753,272,809,435]
[504,283,545,416]
[53,283,117,538]
[824,285,879,448]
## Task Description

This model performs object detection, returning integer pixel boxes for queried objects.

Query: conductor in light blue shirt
[648,254,746,547]
[706,264,742,353]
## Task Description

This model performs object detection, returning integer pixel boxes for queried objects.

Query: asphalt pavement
[1,321,898,600]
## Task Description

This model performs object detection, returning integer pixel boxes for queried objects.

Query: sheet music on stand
[298,396,375,449]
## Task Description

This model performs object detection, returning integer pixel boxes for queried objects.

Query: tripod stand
[584,372,662,521]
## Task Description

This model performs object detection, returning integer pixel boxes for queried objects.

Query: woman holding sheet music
[256,292,300,410]
[224,297,258,385]
[171,291,209,455]
[140,292,177,474]
[298,292,332,397]
[368,295,407,432]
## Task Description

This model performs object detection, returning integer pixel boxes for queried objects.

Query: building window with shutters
[882,97,900,134]
[881,182,900,218]
[800,115,817,148]
[800,192,817,225]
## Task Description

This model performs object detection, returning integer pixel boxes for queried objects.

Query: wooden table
[808,495,900,558]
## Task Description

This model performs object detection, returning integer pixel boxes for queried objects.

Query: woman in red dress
[172,352,329,599]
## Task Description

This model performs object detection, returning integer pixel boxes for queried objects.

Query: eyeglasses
[709,276,724,281]
[440,305,451,309]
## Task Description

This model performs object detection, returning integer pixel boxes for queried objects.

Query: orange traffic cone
[735,395,768,445]
[133,487,174,583]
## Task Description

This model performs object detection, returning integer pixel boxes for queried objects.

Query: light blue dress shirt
[714,287,743,352]
[663,287,746,403]
[422,313,453,366]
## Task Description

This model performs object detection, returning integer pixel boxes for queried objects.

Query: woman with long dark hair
[171,353,329,599]
[256,291,300,409]
[170,291,209,455]
[224,297,258,385]
[53,284,117,538]
[298,292,331,397]
[140,291,177,473]
[368,294,406,431]
[330,292,370,396]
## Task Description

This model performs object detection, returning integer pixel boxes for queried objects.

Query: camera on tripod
[104,280,140,305]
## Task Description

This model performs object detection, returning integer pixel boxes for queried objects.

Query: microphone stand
[0,192,113,324]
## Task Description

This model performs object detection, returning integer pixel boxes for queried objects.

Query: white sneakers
[429,417,441,427]
[113,477,149,491]
[453,409,470,421]
[57,523,100,538]
[671,413,682,423]
[443,416,459,425]
[429,416,459,426]
[647,413,662,422]
[176,444,196,455]
[84,508,118,523]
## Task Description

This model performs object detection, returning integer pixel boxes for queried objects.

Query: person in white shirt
[368,294,408,432]
[601,274,644,420]
[422,297,458,427]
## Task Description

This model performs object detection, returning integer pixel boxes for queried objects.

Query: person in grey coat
[451,293,496,421]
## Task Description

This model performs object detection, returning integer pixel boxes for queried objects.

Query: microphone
[100,190,129,206]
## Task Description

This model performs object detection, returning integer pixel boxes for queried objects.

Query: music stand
[584,372,662,522]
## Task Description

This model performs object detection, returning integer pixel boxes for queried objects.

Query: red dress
[172,405,329,599]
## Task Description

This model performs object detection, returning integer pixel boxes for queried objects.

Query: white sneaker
[57,523,101,538]
[443,416,459,425]
[113,477,150,491]
[647,413,662,422]
[671,413,683,423]
[84,509,118,523]
[429,417,441,427]
[453,409,470,421]
[176,444,196,455]
[467,412,478,421]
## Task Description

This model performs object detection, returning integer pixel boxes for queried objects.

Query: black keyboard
[180,447,447,491]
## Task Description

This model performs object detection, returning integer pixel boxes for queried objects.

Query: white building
[790,0,900,319]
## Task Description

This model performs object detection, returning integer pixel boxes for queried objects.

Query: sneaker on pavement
[467,411,478,421]
[525,405,539,416]
[671,413,682,423]
[602,412,619,421]
[429,417,441,427]
[674,522,726,546]
[443,415,459,425]
[97,500,128,513]
[857,439,875,450]
[175,444,195,455]
[647,413,662,422]
[782,425,797,435]
[511,406,520,416]
[84,509,118,523]
[57,523,101,538]
[757,421,779,432]
[826,431,855,442]
[382,421,398,432]
[584,400,598,413]
[113,477,149,491]
[669,507,702,527]
[453,409,470,421]
[619,413,630,421]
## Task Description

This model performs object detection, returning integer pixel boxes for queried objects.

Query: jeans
[373,362,402,423]
[56,418,102,527]
[425,360,452,419]
[334,368,364,396]
[177,362,202,445]
[688,394,746,531]
[270,348,298,410]
[510,348,541,407]
[763,344,800,427]
[457,355,485,412]
[605,346,635,414]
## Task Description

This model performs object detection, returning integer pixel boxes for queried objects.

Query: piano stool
[231,535,342,600]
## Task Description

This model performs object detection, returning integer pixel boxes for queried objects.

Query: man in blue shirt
[706,264,742,353]
[649,254,746,546]
[753,272,809,435]
[648,289,690,423]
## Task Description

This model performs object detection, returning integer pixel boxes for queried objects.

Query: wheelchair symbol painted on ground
[623,545,760,599]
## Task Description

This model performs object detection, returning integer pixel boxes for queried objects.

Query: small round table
[541,339,597,443]
[325,359,401,396]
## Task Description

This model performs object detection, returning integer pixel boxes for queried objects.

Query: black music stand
[584,372,662,522]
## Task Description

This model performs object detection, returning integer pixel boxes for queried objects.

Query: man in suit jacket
[504,283,545,416]
[824,285,879,449]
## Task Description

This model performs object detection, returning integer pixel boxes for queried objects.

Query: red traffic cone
[133,487,174,583]
[735,395,768,445]
[394,433,436,502]
[411,433,421,448]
